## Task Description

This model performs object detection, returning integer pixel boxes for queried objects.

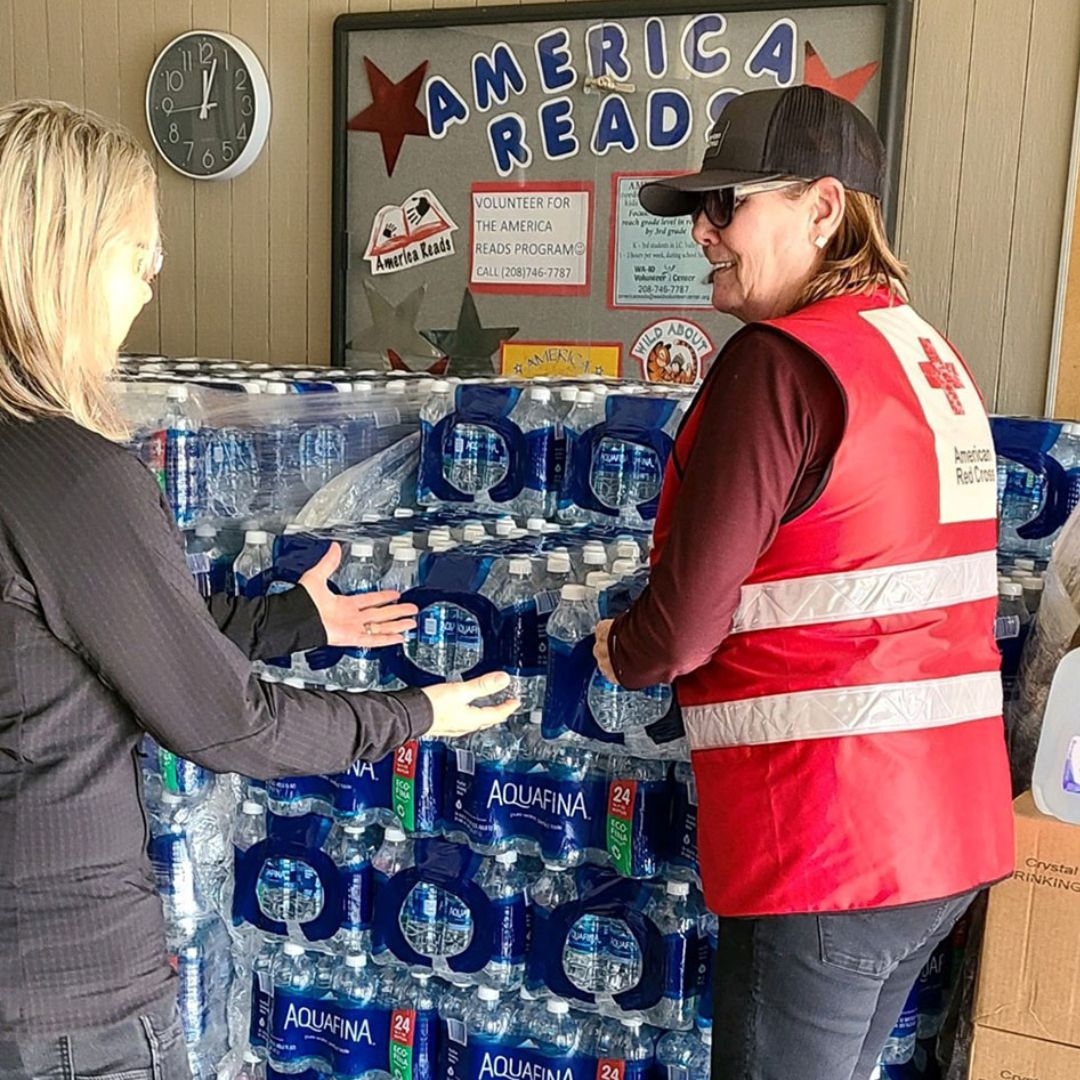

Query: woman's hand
[421,672,520,739]
[593,619,619,684]
[299,543,418,648]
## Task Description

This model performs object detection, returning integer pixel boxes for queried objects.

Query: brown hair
[793,184,910,309]
[0,100,157,439]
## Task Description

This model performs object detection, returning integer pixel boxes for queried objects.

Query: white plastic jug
[1032,647,1080,822]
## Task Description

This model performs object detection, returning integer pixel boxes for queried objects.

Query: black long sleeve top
[0,416,431,1034]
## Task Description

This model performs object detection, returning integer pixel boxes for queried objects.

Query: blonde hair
[0,100,157,440]
[794,184,910,309]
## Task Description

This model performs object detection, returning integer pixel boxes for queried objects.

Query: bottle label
[148,832,196,903]
[155,747,210,797]
[490,893,530,965]
[662,927,704,1000]
[389,1008,416,1080]
[340,864,375,931]
[668,772,700,883]
[330,754,394,820]
[446,758,605,861]
[249,966,272,1048]
[443,1032,624,1080]
[268,993,391,1076]
[606,780,636,877]
[524,427,556,494]
[393,741,420,831]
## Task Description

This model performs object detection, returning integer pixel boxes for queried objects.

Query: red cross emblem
[918,338,966,416]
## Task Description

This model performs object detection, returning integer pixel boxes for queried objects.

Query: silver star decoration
[421,289,519,377]
[348,280,443,362]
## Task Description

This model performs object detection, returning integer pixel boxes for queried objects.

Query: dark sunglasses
[694,180,806,230]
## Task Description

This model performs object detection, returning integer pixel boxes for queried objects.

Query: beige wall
[0,0,1076,413]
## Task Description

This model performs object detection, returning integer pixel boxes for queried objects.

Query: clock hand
[169,102,218,115]
[199,58,218,121]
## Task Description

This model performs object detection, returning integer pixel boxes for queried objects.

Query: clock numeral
[202,149,216,171]
[222,141,235,163]
[163,69,184,93]
[235,69,248,92]
[237,121,248,142]
[182,49,193,72]
[160,96,175,116]
[199,40,214,65]
[240,95,253,118]
[183,141,194,164]
[168,123,180,145]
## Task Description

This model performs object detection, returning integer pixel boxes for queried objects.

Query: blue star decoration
[421,289,520,377]
[347,279,443,365]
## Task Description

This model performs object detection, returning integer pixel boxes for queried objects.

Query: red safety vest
[654,290,1014,916]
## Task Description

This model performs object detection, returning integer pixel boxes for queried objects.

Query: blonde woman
[594,87,1013,1080]
[0,100,515,1079]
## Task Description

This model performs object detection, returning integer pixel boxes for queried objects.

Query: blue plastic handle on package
[563,396,677,519]
[991,417,1069,539]
[233,813,343,942]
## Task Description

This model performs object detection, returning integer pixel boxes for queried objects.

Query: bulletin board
[332,0,913,383]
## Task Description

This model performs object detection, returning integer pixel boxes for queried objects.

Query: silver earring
[814,235,828,250]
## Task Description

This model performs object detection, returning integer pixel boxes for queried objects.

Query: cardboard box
[969,1024,1080,1080]
[973,791,1080,1047]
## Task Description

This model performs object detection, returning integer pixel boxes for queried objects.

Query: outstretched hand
[299,543,418,649]
[421,671,520,739]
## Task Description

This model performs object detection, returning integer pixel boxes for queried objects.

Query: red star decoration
[347,57,429,176]
[803,42,879,103]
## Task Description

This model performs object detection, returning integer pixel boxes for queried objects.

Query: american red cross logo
[918,338,966,416]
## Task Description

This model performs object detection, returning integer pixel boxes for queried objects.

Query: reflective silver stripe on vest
[683,672,1003,749]
[730,552,998,635]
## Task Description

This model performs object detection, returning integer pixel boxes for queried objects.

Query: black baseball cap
[639,85,886,217]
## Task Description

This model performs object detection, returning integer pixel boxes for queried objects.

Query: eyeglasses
[136,243,166,283]
[694,179,807,231]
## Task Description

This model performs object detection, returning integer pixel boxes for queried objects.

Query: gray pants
[0,1009,190,1080]
[711,891,977,1080]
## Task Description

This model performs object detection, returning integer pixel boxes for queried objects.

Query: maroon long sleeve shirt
[609,326,846,690]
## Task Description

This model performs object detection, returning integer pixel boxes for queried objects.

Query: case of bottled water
[418,380,560,517]
[559,388,690,529]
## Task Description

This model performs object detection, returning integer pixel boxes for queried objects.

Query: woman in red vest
[595,86,1014,1080]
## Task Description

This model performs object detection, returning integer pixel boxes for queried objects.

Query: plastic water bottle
[1019,574,1045,615]
[268,943,317,1074]
[476,851,528,989]
[998,455,1047,555]
[881,984,918,1066]
[233,798,266,858]
[329,823,375,954]
[333,540,382,690]
[147,792,208,924]
[448,420,509,497]
[494,558,545,710]
[563,913,603,993]
[531,862,578,935]
[997,581,1031,704]
[595,1017,653,1069]
[163,385,204,529]
[657,1024,711,1078]
[1054,421,1080,518]
[260,382,298,515]
[560,391,604,522]
[514,386,559,518]
[331,951,378,1006]
[170,918,231,1075]
[382,547,419,593]
[464,986,511,1040]
[646,881,699,1029]
[237,1050,266,1080]
[419,380,454,503]
[298,413,346,494]
[547,582,600,649]
[233,530,273,598]
[442,892,474,959]
[205,423,260,519]
[401,881,444,957]
[602,917,643,995]
[531,999,580,1055]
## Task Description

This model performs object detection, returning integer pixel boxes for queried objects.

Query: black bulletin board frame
[331,0,914,368]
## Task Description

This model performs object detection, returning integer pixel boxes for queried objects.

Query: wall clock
[146,30,271,181]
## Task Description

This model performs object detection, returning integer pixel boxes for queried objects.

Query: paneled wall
[0,0,1077,413]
